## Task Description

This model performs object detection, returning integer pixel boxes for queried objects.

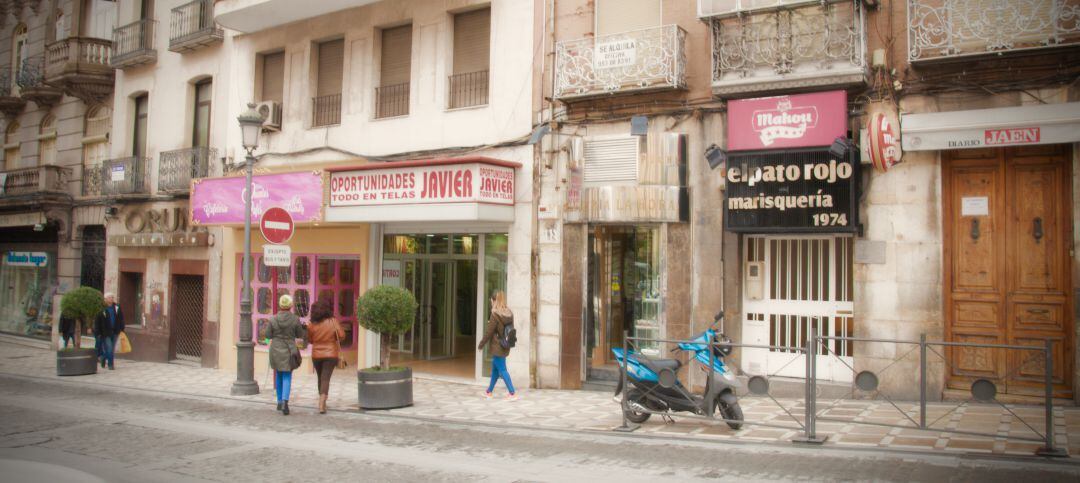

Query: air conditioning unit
[255,101,282,132]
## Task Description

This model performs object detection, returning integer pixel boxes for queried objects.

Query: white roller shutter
[583,136,640,184]
[595,0,661,37]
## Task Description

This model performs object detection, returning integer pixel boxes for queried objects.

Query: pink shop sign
[728,90,848,151]
[189,170,325,225]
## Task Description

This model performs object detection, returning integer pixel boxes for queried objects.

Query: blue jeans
[275,370,293,402]
[98,335,116,367]
[487,356,515,395]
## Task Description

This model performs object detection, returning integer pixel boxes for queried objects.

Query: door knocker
[970,219,980,241]
[1033,217,1043,243]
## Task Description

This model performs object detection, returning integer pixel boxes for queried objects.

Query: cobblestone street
[2,337,1078,460]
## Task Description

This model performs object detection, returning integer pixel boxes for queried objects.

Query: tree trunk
[74,319,82,349]
[380,332,391,370]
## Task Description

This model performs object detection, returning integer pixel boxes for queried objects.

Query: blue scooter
[613,311,744,429]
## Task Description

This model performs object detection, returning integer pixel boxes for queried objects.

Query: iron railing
[45,37,113,78]
[0,71,12,97]
[375,82,410,118]
[158,146,215,194]
[112,19,157,67]
[709,1,866,94]
[15,55,46,88]
[698,0,830,17]
[99,156,149,196]
[908,0,1080,62]
[448,70,489,109]
[0,165,71,197]
[169,0,223,51]
[555,24,687,100]
[312,93,342,127]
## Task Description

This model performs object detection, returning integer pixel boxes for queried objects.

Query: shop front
[105,201,214,365]
[558,133,690,388]
[192,170,371,374]
[901,101,1080,398]
[0,212,59,340]
[326,156,526,382]
[724,91,859,383]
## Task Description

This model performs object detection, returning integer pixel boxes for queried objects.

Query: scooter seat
[642,358,682,373]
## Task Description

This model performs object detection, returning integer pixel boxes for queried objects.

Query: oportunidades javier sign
[329,162,515,207]
[725,148,859,233]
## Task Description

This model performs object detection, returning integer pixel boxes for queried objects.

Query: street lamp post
[231,103,264,396]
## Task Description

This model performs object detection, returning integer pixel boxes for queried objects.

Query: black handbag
[290,345,303,370]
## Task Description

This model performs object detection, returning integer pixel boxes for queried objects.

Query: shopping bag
[117,332,132,354]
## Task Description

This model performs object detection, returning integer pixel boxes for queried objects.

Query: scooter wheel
[623,389,652,424]
[718,392,743,430]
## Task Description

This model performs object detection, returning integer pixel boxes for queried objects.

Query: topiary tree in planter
[60,286,103,350]
[57,287,104,376]
[357,285,418,371]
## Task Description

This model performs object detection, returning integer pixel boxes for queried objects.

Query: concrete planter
[357,367,412,409]
[57,348,98,376]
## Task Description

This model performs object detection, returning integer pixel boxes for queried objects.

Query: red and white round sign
[259,207,294,245]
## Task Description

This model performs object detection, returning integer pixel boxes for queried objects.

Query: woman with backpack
[263,294,306,415]
[307,298,345,414]
[478,290,517,400]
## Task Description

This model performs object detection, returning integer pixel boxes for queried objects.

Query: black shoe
[282,401,290,416]
[276,401,283,411]
[108,364,114,370]
[100,359,106,368]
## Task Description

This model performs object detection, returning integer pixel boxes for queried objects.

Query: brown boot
[319,394,327,414]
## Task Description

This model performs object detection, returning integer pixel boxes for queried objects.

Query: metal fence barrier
[617,332,1066,456]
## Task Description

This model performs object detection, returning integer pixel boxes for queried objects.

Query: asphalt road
[0,374,1078,482]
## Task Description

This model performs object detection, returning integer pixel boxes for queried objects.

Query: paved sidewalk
[3,338,1078,458]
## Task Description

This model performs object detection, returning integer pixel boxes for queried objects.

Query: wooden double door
[944,145,1073,397]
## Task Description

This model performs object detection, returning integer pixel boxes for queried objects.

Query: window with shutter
[317,39,344,97]
[449,8,490,109]
[192,80,211,148]
[583,136,640,185]
[260,51,284,103]
[595,0,661,37]
[376,25,412,118]
[133,95,148,158]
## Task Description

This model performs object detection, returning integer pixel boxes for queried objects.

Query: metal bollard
[614,330,638,432]
[1037,338,1066,456]
[794,335,825,444]
[919,333,927,429]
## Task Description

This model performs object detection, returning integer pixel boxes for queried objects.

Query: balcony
[170,0,223,53]
[908,0,1080,63]
[0,72,27,117]
[448,70,489,109]
[215,0,381,33]
[708,0,866,96]
[158,147,215,194]
[111,19,157,69]
[312,93,342,126]
[98,156,150,196]
[0,165,72,205]
[375,84,409,119]
[554,24,687,100]
[44,37,114,104]
[16,55,63,107]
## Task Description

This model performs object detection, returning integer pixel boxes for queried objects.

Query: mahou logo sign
[729,91,848,151]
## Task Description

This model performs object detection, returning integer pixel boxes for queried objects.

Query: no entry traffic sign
[260,207,294,244]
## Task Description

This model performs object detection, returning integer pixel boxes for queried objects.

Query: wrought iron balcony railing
[908,0,1080,62]
[99,156,150,196]
[112,19,157,68]
[709,0,866,95]
[158,147,215,194]
[375,83,409,119]
[16,55,46,89]
[0,165,71,198]
[312,93,342,126]
[448,70,489,109]
[0,71,27,118]
[82,161,103,197]
[555,24,687,100]
[170,0,223,53]
[0,71,13,97]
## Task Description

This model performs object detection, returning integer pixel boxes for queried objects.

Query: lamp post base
[231,380,260,396]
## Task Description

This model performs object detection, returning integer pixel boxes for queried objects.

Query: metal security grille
[171,275,204,362]
[80,226,106,292]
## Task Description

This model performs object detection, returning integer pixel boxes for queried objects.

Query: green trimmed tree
[60,287,103,349]
[356,285,418,371]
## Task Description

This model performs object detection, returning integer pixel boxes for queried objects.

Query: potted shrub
[57,287,103,376]
[356,285,418,409]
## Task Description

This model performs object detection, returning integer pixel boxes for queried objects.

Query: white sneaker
[482,391,494,399]
[505,393,519,401]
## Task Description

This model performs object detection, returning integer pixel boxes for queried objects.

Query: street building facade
[0,0,115,342]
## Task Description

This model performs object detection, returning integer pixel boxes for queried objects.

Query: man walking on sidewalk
[94,293,125,370]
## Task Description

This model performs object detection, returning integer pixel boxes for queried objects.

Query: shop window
[340,321,354,348]
[453,234,477,255]
[318,259,335,284]
[293,256,311,284]
[294,289,310,318]
[118,271,144,327]
[339,261,354,284]
[276,263,290,283]
[256,287,271,314]
[318,289,334,308]
[256,318,270,346]
[0,248,58,340]
[339,289,354,317]
[257,256,271,283]
[427,234,449,254]
[384,234,422,254]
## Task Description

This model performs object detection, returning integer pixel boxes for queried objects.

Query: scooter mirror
[714,311,724,322]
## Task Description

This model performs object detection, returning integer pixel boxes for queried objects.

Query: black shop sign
[724,148,859,233]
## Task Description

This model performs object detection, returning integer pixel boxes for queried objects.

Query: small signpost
[260,207,294,314]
